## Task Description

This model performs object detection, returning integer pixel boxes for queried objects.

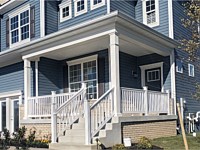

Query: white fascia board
[0,90,22,99]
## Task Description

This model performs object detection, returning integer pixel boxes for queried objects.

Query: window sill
[60,16,72,23]
[10,38,30,49]
[90,2,105,11]
[74,9,87,17]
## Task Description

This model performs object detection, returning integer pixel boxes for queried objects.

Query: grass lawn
[152,134,200,150]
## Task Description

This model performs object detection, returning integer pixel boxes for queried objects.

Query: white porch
[21,12,178,146]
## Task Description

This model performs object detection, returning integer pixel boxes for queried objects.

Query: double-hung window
[142,0,159,27]
[68,56,98,99]
[176,59,183,73]
[74,0,87,17]
[9,5,30,47]
[91,0,105,10]
[147,69,160,82]
[59,0,72,22]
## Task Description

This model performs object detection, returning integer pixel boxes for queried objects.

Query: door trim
[140,62,164,92]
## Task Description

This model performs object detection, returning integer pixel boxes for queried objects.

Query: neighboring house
[0,0,198,149]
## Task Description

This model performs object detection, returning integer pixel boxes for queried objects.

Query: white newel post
[35,59,39,97]
[51,91,57,143]
[24,59,31,119]
[143,86,148,115]
[109,32,121,116]
[166,90,170,115]
[84,91,91,145]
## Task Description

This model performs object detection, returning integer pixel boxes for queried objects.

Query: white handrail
[88,88,114,139]
[51,84,86,143]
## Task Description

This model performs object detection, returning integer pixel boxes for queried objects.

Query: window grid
[147,69,160,82]
[10,9,30,45]
[62,6,70,18]
[146,0,156,24]
[77,0,85,12]
[94,0,102,5]
[69,59,98,99]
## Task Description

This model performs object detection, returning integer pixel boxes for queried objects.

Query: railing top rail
[54,92,75,97]
[28,95,51,99]
[55,87,85,114]
[90,87,114,110]
[121,87,144,92]
[148,90,168,94]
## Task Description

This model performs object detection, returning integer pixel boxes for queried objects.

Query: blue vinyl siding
[1,0,40,52]
[173,1,200,115]
[135,0,169,37]
[110,0,135,18]
[45,0,58,35]
[38,58,63,96]
[0,62,24,93]
[58,0,107,30]
[119,52,171,91]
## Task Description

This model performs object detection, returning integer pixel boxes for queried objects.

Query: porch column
[35,59,40,97]
[109,32,121,116]
[6,98,11,131]
[24,59,31,119]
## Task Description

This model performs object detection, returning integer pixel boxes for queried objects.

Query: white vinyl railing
[51,84,86,143]
[121,87,171,115]
[91,88,114,137]
[27,93,74,118]
[84,88,114,145]
[121,88,145,113]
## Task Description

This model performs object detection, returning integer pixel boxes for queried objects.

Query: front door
[145,68,161,91]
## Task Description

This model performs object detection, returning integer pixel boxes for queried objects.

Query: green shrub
[112,144,126,150]
[137,136,152,149]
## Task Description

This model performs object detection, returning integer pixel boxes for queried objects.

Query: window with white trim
[74,0,87,17]
[69,57,98,99]
[59,1,72,22]
[188,64,194,77]
[147,69,160,82]
[91,0,105,10]
[142,0,159,27]
[9,7,30,46]
[176,59,183,73]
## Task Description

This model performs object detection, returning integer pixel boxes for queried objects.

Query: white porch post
[35,59,40,97]
[6,98,11,131]
[24,59,31,119]
[51,91,57,143]
[109,32,121,116]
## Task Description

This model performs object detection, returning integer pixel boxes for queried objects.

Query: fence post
[166,90,170,115]
[51,91,57,143]
[143,86,148,115]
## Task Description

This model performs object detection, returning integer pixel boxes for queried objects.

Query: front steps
[49,117,121,150]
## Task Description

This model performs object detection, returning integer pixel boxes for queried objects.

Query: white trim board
[140,62,164,92]
[0,90,22,99]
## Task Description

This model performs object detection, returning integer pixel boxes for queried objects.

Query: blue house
[0,0,198,149]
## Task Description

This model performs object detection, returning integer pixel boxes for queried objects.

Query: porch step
[59,135,85,144]
[49,143,96,150]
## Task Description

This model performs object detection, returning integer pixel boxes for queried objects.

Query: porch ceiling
[37,36,156,61]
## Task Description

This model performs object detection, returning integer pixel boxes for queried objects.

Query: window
[142,0,159,27]
[147,69,160,82]
[74,0,87,17]
[91,0,105,10]
[9,5,30,47]
[59,1,72,22]
[188,64,194,77]
[68,56,98,99]
[176,59,183,73]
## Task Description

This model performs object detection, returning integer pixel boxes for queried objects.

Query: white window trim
[147,69,160,82]
[140,62,164,92]
[67,55,98,99]
[8,4,31,48]
[59,0,72,22]
[188,63,194,77]
[74,0,88,17]
[90,0,106,10]
[142,0,160,27]
[176,60,183,73]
